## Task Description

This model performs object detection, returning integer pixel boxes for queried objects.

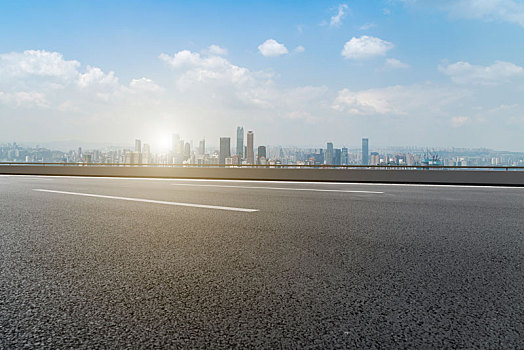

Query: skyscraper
[362,138,369,165]
[199,139,205,155]
[246,131,254,164]
[236,126,244,159]
[134,139,142,164]
[257,145,266,164]
[341,147,348,165]
[325,142,333,165]
[334,149,341,165]
[219,137,231,165]
[184,142,190,161]
[176,140,184,163]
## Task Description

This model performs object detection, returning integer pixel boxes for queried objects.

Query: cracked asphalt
[1,175,523,349]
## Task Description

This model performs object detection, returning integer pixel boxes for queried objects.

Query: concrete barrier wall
[1,165,523,186]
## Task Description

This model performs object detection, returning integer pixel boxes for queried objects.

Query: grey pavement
[1,175,523,349]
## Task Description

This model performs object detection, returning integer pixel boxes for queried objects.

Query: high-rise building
[236,126,244,159]
[232,154,240,165]
[341,147,349,165]
[199,139,205,155]
[135,139,142,153]
[257,146,266,164]
[246,131,254,164]
[334,149,341,165]
[219,137,231,165]
[177,140,184,154]
[325,142,333,165]
[184,142,190,161]
[362,138,369,165]
[124,150,132,164]
[175,140,184,163]
[370,152,380,165]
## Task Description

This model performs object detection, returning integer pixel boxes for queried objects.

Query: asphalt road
[1,175,523,349]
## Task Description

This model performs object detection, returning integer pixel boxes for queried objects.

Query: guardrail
[0,162,523,171]
[1,162,524,186]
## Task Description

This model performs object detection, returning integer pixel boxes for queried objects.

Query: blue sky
[1,0,524,150]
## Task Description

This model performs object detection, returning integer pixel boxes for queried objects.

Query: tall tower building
[199,139,205,155]
[184,142,190,161]
[341,147,349,165]
[177,140,184,155]
[134,139,142,164]
[334,149,341,166]
[175,140,184,163]
[362,138,369,165]
[325,142,334,165]
[236,126,244,159]
[246,131,254,164]
[219,137,231,165]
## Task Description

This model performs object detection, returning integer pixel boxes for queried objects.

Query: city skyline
[3,127,524,167]
[1,1,524,150]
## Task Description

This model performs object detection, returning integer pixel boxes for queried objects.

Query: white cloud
[359,22,376,30]
[78,66,119,88]
[332,84,466,115]
[128,78,163,93]
[341,36,393,60]
[294,45,306,53]
[158,49,330,115]
[385,58,410,69]
[0,50,80,79]
[2,48,524,149]
[0,49,162,110]
[258,39,289,57]
[159,50,255,90]
[333,88,397,115]
[451,116,471,127]
[446,0,524,27]
[0,91,49,108]
[439,61,524,85]
[330,4,349,27]
[399,0,524,27]
[207,44,228,56]
[159,50,201,68]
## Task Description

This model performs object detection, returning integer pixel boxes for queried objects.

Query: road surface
[1,175,523,348]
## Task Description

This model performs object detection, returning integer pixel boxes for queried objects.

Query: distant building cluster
[2,129,524,168]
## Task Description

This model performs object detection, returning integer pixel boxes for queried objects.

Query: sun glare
[155,134,171,152]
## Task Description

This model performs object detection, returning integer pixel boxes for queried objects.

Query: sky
[1,0,524,151]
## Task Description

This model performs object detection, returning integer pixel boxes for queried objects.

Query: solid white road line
[170,183,384,194]
[13,174,523,189]
[33,189,258,212]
